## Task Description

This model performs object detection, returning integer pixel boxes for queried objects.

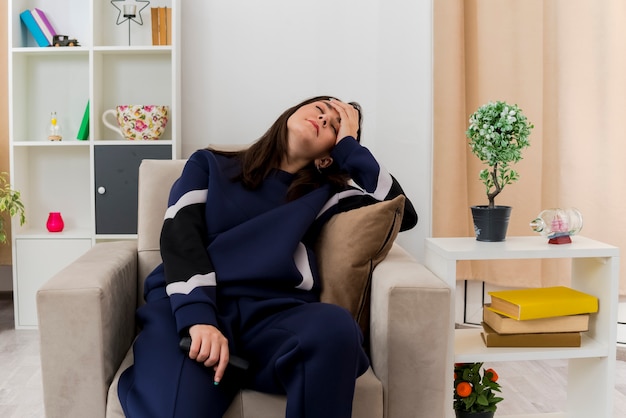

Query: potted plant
[454,362,503,418]
[466,101,533,241]
[0,172,26,243]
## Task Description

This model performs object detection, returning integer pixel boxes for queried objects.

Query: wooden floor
[1,294,626,417]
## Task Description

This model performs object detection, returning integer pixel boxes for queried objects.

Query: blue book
[20,10,50,47]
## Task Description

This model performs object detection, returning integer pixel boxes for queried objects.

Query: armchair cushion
[316,195,405,333]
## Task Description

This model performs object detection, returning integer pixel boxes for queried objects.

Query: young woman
[118,96,418,418]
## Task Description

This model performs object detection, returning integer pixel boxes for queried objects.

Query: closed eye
[316,105,338,134]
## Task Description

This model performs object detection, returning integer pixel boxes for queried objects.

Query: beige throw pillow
[316,195,406,335]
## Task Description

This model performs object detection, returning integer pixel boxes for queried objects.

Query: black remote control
[179,337,250,371]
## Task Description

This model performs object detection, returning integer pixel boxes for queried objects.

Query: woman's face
[286,100,341,161]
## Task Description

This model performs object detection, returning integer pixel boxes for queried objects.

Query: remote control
[179,337,250,371]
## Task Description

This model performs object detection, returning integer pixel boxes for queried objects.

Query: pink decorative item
[46,212,64,232]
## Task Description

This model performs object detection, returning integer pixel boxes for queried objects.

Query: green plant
[0,172,26,243]
[454,362,503,413]
[466,101,533,208]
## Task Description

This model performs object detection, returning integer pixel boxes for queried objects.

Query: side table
[424,236,619,418]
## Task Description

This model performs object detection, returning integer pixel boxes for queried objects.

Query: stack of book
[480,286,598,347]
[20,8,57,47]
[151,7,172,46]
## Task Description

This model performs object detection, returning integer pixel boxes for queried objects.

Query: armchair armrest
[369,244,451,418]
[37,241,138,418]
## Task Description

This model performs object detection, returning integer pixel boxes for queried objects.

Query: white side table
[424,236,619,418]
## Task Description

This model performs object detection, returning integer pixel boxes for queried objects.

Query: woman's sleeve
[160,151,220,335]
[330,137,418,231]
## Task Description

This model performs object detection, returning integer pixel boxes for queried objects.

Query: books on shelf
[20,10,50,47]
[483,304,589,334]
[488,286,598,320]
[166,7,172,45]
[480,322,582,347]
[151,7,172,46]
[31,8,57,45]
[151,8,159,45]
[479,286,597,348]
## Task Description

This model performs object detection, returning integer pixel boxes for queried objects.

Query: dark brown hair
[209,96,362,201]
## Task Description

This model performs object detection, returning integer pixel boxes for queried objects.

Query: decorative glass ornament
[47,111,62,141]
[529,208,582,244]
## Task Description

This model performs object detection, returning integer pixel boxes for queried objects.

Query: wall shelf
[9,0,180,328]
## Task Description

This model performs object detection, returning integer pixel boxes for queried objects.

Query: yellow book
[483,304,589,334]
[481,323,581,347]
[488,286,598,320]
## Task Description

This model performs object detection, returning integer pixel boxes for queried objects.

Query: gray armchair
[37,158,451,418]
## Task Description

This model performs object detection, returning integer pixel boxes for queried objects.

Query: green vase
[455,411,495,418]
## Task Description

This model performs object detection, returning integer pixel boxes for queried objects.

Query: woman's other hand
[188,324,230,384]
[328,99,360,144]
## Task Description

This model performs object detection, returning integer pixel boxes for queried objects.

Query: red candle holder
[46,212,64,232]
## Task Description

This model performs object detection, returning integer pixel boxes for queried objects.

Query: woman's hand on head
[328,99,360,144]
[188,324,230,384]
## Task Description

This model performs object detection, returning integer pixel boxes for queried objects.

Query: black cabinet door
[95,145,172,234]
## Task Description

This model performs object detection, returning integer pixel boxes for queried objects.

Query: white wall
[181,0,433,261]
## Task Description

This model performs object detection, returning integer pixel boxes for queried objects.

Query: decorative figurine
[530,208,583,244]
[51,35,80,47]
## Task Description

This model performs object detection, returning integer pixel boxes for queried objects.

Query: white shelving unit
[424,236,619,418]
[8,0,180,328]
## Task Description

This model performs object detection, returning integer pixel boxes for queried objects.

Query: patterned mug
[102,105,169,140]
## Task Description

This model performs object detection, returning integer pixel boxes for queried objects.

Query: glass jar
[529,208,582,244]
